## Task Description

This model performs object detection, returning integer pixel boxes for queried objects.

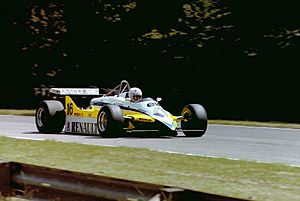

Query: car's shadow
[21,131,187,139]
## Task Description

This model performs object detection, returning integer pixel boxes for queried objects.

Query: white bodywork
[50,88,99,95]
[91,95,177,130]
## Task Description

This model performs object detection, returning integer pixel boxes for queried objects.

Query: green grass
[0,136,299,201]
[0,109,35,116]
[209,119,300,129]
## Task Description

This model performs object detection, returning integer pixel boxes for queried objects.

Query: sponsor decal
[138,117,152,121]
[65,121,98,134]
[50,88,99,95]
[153,108,165,117]
[154,112,164,117]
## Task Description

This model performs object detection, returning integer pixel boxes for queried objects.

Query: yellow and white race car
[35,80,207,137]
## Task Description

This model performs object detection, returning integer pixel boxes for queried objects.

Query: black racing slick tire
[181,104,207,137]
[97,105,124,138]
[35,100,65,133]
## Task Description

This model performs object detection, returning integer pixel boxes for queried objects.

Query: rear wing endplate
[49,88,100,96]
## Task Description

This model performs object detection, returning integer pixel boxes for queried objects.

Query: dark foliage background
[1,0,299,122]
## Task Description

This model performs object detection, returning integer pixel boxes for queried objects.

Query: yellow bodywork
[66,96,156,120]
[64,96,177,132]
[65,96,99,118]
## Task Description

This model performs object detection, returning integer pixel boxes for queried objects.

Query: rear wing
[49,88,100,96]
[49,88,101,108]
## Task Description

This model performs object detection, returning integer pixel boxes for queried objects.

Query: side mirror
[156,97,162,102]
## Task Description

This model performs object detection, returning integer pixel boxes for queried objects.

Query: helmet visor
[133,95,141,101]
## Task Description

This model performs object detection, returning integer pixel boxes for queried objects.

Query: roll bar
[103,80,131,97]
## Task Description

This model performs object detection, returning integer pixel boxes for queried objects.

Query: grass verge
[0,109,35,116]
[210,119,300,129]
[0,136,299,201]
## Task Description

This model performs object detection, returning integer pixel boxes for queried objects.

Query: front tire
[97,105,124,138]
[35,100,65,133]
[181,104,207,137]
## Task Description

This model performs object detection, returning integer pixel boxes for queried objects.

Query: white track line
[9,136,45,141]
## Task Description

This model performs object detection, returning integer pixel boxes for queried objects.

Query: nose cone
[152,108,176,130]
[163,119,177,130]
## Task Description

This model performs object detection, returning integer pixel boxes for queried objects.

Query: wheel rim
[183,108,192,117]
[98,111,108,132]
[36,107,46,127]
[182,108,192,124]
[181,107,194,130]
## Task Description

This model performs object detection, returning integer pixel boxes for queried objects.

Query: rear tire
[35,100,65,133]
[181,104,207,137]
[97,105,124,138]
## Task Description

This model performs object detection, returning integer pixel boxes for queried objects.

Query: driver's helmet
[129,87,142,102]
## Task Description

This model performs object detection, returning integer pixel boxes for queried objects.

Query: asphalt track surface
[1,115,300,167]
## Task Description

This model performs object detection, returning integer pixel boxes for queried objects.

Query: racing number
[67,103,73,115]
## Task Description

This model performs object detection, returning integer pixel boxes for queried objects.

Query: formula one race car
[35,80,207,137]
